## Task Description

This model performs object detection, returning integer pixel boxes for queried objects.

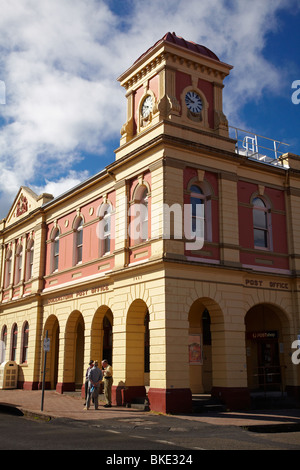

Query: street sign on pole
[43,337,50,352]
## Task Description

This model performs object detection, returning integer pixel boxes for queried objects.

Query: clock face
[185,91,203,114]
[142,95,153,118]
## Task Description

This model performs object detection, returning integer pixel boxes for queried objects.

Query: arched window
[1,325,7,363]
[99,205,112,256]
[11,324,18,362]
[4,248,12,288]
[252,197,270,249]
[190,185,205,234]
[14,243,23,285]
[130,184,150,245]
[74,217,83,264]
[25,239,34,281]
[140,188,149,243]
[51,228,60,272]
[22,322,29,363]
[187,184,206,249]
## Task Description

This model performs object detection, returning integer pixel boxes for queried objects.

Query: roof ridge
[133,32,219,65]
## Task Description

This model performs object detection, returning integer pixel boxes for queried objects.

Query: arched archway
[91,305,113,365]
[188,298,220,394]
[188,296,259,410]
[103,313,113,366]
[63,311,85,391]
[43,315,60,390]
[126,299,149,386]
[245,303,289,394]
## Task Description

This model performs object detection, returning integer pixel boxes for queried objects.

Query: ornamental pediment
[4,186,53,227]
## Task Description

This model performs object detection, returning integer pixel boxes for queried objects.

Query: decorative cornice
[121,51,230,92]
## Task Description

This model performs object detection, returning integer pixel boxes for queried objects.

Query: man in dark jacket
[84,360,94,406]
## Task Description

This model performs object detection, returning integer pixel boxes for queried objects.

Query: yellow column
[218,173,240,267]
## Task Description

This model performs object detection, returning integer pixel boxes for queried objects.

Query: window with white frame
[252,197,270,249]
[22,321,29,363]
[25,239,34,281]
[187,182,211,245]
[102,206,112,255]
[14,243,23,285]
[51,228,60,272]
[139,187,149,243]
[1,325,7,363]
[4,248,12,288]
[11,323,18,362]
[190,185,205,237]
[74,217,84,264]
[130,185,150,245]
[97,202,114,257]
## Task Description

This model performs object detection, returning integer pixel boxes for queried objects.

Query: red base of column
[112,385,146,406]
[56,382,75,394]
[37,381,51,390]
[211,387,251,410]
[148,388,192,414]
[18,381,39,390]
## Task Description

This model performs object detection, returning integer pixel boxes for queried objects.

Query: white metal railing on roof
[229,126,290,168]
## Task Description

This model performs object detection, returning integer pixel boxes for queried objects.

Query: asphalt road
[1,407,300,454]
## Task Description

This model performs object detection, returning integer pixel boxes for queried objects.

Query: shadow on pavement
[0,403,24,416]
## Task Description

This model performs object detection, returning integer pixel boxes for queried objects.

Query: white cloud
[0,80,5,104]
[0,0,126,219]
[125,0,296,119]
[0,0,298,219]
[32,170,90,200]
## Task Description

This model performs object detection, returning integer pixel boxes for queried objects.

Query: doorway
[103,314,112,366]
[75,317,84,389]
[126,299,149,387]
[188,301,212,394]
[245,305,283,393]
[257,337,281,390]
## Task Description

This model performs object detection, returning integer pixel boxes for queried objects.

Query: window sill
[254,245,271,251]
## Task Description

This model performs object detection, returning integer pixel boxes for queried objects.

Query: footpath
[1,389,300,433]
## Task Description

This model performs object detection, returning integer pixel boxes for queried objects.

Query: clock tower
[116,32,235,158]
[112,34,238,414]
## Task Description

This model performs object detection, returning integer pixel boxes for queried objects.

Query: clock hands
[185,91,202,113]
[142,96,153,117]
[186,97,195,105]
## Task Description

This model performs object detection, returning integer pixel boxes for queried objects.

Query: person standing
[102,359,113,408]
[86,361,103,410]
[84,360,94,406]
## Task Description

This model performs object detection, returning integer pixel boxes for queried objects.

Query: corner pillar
[211,321,250,410]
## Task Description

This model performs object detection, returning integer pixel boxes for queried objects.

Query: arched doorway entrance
[91,306,113,364]
[245,304,287,394]
[188,300,212,394]
[119,299,149,404]
[75,316,84,389]
[64,311,85,391]
[43,315,59,390]
[103,312,113,365]
[144,310,150,386]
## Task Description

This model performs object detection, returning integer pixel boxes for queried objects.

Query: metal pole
[41,330,48,411]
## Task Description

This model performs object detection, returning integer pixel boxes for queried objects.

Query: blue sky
[0,0,299,219]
